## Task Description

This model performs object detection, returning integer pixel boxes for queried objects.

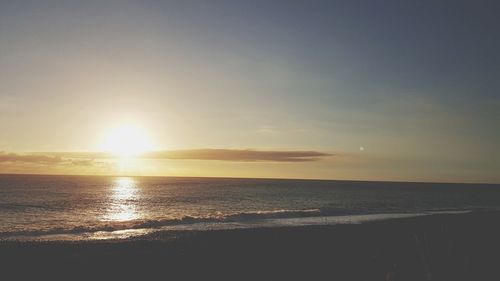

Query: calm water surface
[1,175,499,240]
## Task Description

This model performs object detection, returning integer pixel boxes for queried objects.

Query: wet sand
[1,211,500,280]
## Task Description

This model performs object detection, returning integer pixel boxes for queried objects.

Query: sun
[101,124,153,157]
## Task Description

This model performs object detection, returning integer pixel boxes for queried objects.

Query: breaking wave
[0,208,479,240]
[0,209,322,238]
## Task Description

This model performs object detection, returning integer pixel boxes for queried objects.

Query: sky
[0,0,499,183]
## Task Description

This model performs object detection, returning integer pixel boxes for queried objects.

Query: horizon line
[0,172,498,186]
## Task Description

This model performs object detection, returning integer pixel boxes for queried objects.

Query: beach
[2,1,500,280]
[2,211,499,280]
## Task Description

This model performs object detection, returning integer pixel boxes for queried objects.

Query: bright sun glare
[102,124,153,157]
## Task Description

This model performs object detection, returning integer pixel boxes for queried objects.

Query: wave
[0,203,46,210]
[0,209,323,238]
[0,207,481,240]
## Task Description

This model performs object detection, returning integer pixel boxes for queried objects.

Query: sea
[1,174,499,241]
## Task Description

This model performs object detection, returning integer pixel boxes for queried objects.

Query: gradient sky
[1,0,499,183]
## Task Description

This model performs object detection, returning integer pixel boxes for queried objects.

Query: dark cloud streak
[0,149,332,163]
[144,149,331,162]
[0,152,63,164]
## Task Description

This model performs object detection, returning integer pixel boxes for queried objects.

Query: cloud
[0,152,103,166]
[0,152,64,164]
[70,159,96,166]
[0,149,331,163]
[143,149,332,162]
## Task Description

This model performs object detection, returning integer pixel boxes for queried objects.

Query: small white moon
[359,146,365,151]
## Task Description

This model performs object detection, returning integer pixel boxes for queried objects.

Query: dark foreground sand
[1,211,500,280]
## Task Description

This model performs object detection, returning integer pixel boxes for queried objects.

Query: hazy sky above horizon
[1,0,499,183]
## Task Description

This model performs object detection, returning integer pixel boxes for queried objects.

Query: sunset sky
[1,0,499,183]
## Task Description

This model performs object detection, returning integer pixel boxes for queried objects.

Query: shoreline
[0,209,477,242]
[2,211,500,280]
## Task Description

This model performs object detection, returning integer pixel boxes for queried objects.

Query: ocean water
[0,174,499,241]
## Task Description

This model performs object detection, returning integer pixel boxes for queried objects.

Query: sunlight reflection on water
[103,177,141,222]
